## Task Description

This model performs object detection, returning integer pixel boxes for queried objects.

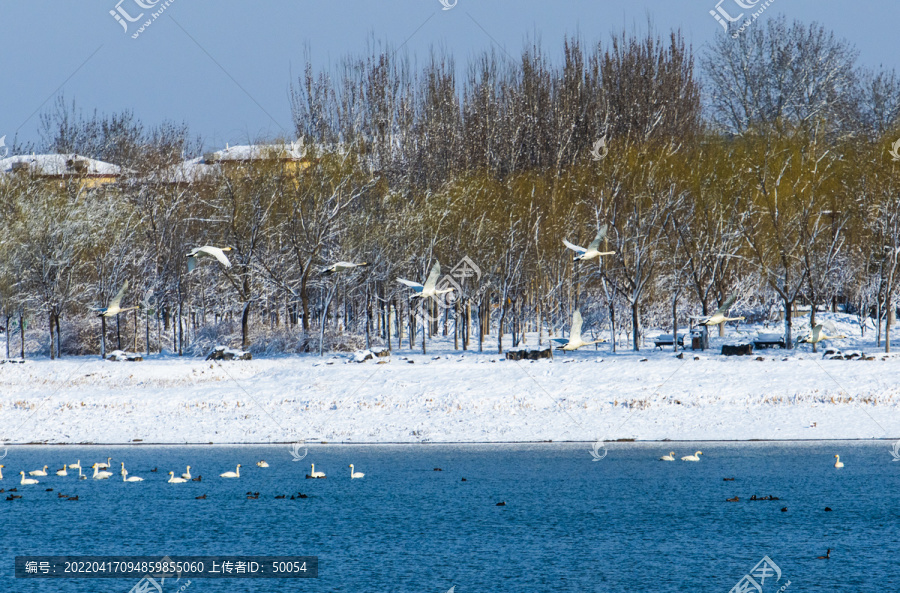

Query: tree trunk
[101,316,107,359]
[116,314,122,350]
[783,298,794,349]
[886,294,892,353]
[5,314,9,359]
[497,307,506,354]
[631,302,641,351]
[178,302,183,356]
[241,301,251,350]
[478,301,484,352]
[55,313,61,358]
[19,311,25,359]
[49,310,55,360]
[672,293,679,353]
[810,305,817,353]
[610,301,617,353]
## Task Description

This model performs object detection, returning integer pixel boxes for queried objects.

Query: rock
[350,350,374,363]
[505,346,552,361]
[722,344,753,356]
[371,347,390,358]
[755,356,765,361]
[205,346,251,361]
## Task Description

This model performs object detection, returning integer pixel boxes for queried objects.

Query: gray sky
[0,1,894,152]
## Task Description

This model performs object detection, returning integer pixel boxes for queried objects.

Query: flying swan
[550,310,605,351]
[187,246,233,272]
[562,224,616,262]
[397,262,454,300]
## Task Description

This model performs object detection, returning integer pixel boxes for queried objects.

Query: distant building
[202,140,311,175]
[0,153,122,188]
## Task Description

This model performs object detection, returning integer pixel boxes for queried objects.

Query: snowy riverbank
[1,322,898,444]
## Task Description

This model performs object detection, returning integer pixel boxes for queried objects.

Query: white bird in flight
[693,295,744,327]
[321,261,369,275]
[563,225,615,262]
[397,262,454,300]
[95,281,138,318]
[550,310,606,351]
[799,322,846,345]
[187,246,233,272]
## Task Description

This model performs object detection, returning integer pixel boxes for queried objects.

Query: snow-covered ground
[0,312,898,444]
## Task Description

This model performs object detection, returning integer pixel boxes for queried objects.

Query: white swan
[96,457,112,470]
[0,464,4,480]
[123,469,144,482]
[28,465,48,477]
[349,464,365,479]
[693,295,744,327]
[563,225,615,262]
[834,454,844,468]
[92,464,112,480]
[168,471,187,483]
[550,310,606,351]
[659,452,676,461]
[256,461,269,468]
[681,451,703,461]
[219,464,241,478]
[309,463,326,478]
[94,281,138,317]
[187,246,232,272]
[78,466,86,480]
[181,466,192,480]
[800,324,846,345]
[397,262,454,300]
[321,262,369,275]
[69,460,81,470]
[56,465,68,476]
[19,471,38,485]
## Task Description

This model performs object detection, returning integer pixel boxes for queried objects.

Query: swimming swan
[28,465,48,477]
[20,471,38,485]
[309,464,326,479]
[681,451,703,461]
[56,465,68,476]
[219,465,241,478]
[168,471,187,483]
[123,470,144,482]
[659,452,675,461]
[181,466,192,480]
[349,464,365,479]
[92,464,113,480]
[834,455,844,468]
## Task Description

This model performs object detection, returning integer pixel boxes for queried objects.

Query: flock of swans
[658,451,847,468]
[1,458,367,486]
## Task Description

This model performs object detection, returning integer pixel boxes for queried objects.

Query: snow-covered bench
[653,334,687,349]
[753,333,785,349]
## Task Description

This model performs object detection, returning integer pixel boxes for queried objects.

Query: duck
[6,494,22,500]
[397,262,454,301]
[66,495,79,501]
[550,309,606,351]
[562,225,616,262]
[181,466,192,480]
[167,471,187,484]
[150,467,158,473]
[726,496,739,502]
[349,464,365,479]
[256,461,269,468]
[28,465,49,477]
[275,494,286,499]
[191,475,202,482]
[219,465,241,478]
[681,451,703,462]
[246,492,259,499]
[96,457,112,470]
[19,471,38,485]
[816,549,831,560]
[824,507,833,512]
[723,477,735,481]
[496,501,506,506]
[55,465,67,477]
[91,464,112,480]
[659,452,676,461]
[321,262,369,275]
[94,281,138,318]
[833,454,844,468]
[122,470,144,482]
[195,494,207,500]
[781,507,788,512]
[306,463,325,479]
[69,460,81,470]
[186,246,233,272]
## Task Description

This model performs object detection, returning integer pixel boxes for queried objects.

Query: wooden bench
[653,334,687,349]
[753,333,785,349]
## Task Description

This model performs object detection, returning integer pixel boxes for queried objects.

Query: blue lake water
[0,442,897,592]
